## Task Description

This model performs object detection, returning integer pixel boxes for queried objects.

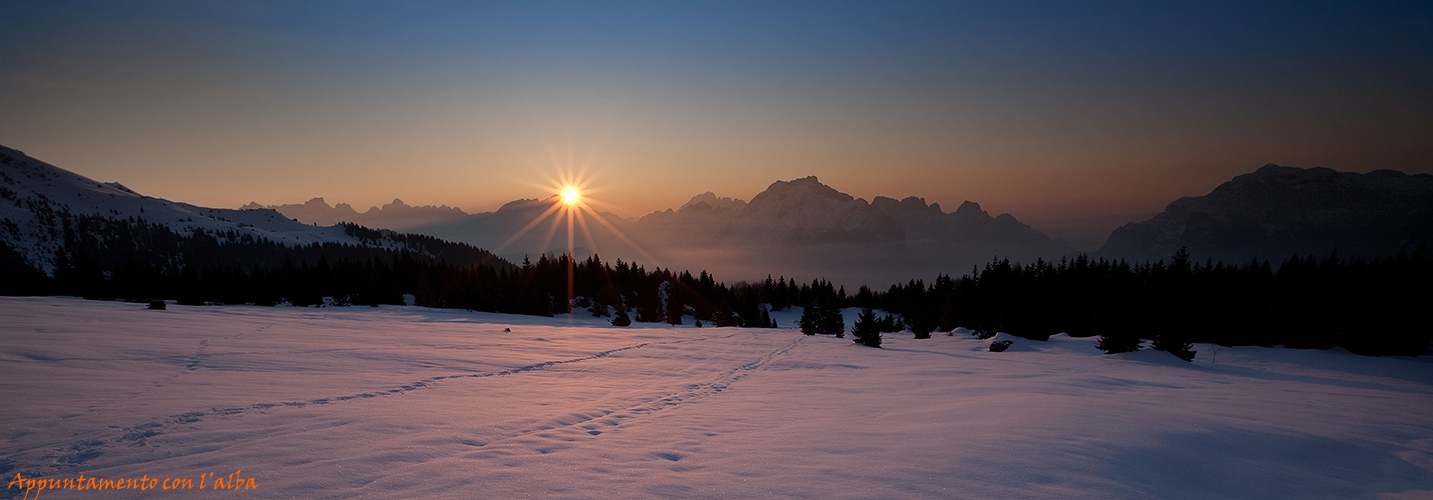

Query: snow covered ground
[2,296,1431,499]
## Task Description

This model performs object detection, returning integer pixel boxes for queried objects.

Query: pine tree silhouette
[799,303,817,335]
[1096,331,1142,354]
[852,307,880,346]
[611,306,632,326]
[1152,335,1196,361]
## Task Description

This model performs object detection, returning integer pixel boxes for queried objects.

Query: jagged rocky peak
[496,197,552,213]
[871,195,942,214]
[954,201,990,217]
[751,176,856,204]
[680,192,747,211]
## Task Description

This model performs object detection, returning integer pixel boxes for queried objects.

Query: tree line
[845,247,1431,357]
[2,213,1429,356]
[1,215,811,327]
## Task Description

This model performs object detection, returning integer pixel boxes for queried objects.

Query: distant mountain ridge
[637,176,1060,249]
[244,197,470,231]
[1,144,1075,289]
[159,158,1431,287]
[625,176,1069,286]
[1098,164,1433,263]
[0,145,480,274]
[262,175,1072,287]
[679,191,747,211]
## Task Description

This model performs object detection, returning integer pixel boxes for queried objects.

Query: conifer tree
[851,307,881,348]
[852,307,878,344]
[799,303,816,335]
[823,305,845,337]
[1096,331,1142,354]
[1152,334,1196,361]
[663,281,684,325]
[611,306,632,327]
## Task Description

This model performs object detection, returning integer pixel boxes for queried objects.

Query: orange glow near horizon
[494,163,662,314]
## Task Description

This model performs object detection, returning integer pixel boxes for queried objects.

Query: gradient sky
[3,1,1430,232]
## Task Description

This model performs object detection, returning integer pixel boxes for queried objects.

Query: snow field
[2,297,1431,499]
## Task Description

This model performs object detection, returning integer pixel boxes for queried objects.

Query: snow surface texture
[3,297,1432,499]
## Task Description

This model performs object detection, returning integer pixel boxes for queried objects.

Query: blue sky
[2,1,1429,226]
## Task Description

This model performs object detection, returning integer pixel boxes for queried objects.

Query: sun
[494,163,665,316]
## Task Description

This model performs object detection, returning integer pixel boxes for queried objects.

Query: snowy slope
[0,145,392,272]
[3,297,1430,499]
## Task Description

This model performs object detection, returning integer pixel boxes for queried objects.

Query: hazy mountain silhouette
[679,191,747,211]
[259,176,1071,287]
[22,140,1427,290]
[625,176,1070,287]
[409,196,636,259]
[1098,164,1433,264]
[245,198,470,231]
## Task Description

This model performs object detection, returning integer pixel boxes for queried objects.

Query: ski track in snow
[4,328,797,481]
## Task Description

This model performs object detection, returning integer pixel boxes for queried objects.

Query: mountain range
[241,197,469,231]
[624,176,1070,287]
[249,175,1070,287]
[1098,164,1433,264]
[250,165,1433,287]
[0,145,463,275]
[6,141,1429,288]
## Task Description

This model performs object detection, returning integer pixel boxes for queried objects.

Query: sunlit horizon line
[495,168,664,272]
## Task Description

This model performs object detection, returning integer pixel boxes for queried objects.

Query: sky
[2,1,1430,232]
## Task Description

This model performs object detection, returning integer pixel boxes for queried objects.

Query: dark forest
[3,215,1428,357]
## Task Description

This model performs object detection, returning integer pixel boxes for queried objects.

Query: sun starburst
[493,160,660,315]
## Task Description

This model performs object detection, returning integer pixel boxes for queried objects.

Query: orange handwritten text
[7,470,256,499]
